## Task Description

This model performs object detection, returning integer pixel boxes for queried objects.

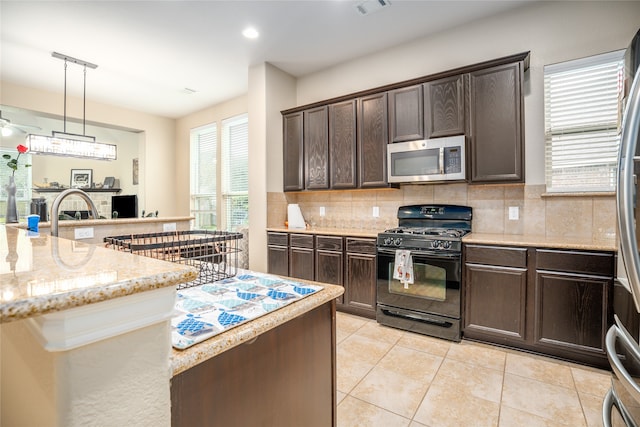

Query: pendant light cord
[83,65,87,136]
[63,60,67,133]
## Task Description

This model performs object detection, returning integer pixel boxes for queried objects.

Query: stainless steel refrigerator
[604,29,640,427]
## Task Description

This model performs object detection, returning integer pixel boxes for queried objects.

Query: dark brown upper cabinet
[468,61,524,183]
[329,100,357,189]
[357,92,389,188]
[283,112,304,192]
[424,74,466,139]
[388,84,424,143]
[304,106,330,190]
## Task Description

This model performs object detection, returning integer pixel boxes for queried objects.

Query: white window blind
[190,124,217,229]
[544,50,625,192]
[221,114,248,231]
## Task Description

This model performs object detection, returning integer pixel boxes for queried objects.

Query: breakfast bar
[0,225,343,426]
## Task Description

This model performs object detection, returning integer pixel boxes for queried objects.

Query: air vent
[355,0,391,16]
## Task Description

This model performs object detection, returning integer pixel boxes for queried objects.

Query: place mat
[171,272,323,350]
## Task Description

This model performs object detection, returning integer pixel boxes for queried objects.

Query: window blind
[222,114,248,231]
[190,124,217,229]
[544,50,625,192]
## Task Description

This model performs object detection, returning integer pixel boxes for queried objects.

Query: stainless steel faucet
[50,188,100,237]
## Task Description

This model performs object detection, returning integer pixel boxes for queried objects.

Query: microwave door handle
[618,68,640,313]
[439,147,444,174]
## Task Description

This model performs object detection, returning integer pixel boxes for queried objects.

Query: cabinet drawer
[346,238,376,254]
[316,235,343,251]
[465,244,527,268]
[267,232,288,246]
[536,249,614,276]
[290,233,314,249]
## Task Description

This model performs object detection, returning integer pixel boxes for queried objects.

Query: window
[0,148,32,221]
[190,123,217,229]
[221,114,248,231]
[190,113,249,231]
[544,50,625,192]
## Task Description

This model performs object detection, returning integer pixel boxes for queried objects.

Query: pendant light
[25,52,117,160]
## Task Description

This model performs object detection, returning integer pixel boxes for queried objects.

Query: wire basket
[104,230,243,289]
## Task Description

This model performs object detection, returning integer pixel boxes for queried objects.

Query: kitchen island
[0,225,343,426]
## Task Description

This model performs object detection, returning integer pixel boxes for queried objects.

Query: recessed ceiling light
[242,27,259,39]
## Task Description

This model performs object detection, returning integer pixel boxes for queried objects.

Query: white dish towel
[393,249,414,286]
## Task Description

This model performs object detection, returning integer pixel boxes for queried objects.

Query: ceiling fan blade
[12,122,41,131]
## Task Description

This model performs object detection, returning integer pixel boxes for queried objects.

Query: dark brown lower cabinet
[316,235,344,305]
[533,249,613,366]
[171,301,336,427]
[289,233,315,281]
[267,232,289,277]
[266,231,377,318]
[463,244,613,368]
[344,238,377,319]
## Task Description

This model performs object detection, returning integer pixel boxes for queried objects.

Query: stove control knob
[442,240,451,249]
[431,240,441,249]
[384,237,392,245]
[394,238,402,246]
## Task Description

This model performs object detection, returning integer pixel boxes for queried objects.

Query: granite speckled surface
[266,226,381,239]
[170,279,344,376]
[463,232,617,252]
[0,225,198,323]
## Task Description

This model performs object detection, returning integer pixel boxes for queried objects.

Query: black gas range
[376,204,472,341]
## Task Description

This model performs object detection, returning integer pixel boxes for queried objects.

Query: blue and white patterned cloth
[171,271,323,349]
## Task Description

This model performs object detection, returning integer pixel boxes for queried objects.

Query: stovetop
[381,227,469,239]
[377,204,472,253]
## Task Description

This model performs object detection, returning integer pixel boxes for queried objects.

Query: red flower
[3,145,31,176]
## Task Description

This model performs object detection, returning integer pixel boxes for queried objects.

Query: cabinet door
[358,92,389,188]
[345,252,376,317]
[317,250,344,305]
[534,271,611,357]
[424,74,466,138]
[345,238,377,318]
[289,247,315,281]
[464,263,528,341]
[388,85,424,143]
[268,245,289,277]
[468,61,524,183]
[329,100,357,189]
[304,106,329,190]
[283,112,304,191]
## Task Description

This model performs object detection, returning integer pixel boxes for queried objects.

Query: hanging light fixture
[25,52,117,160]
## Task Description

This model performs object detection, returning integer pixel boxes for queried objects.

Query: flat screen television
[111,195,138,219]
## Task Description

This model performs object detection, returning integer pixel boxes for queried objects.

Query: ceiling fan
[0,111,41,136]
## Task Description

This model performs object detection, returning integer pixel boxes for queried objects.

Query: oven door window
[388,262,446,301]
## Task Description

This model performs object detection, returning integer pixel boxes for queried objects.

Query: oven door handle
[606,320,640,406]
[377,247,460,259]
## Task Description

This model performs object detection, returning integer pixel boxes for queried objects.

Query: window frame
[543,49,625,193]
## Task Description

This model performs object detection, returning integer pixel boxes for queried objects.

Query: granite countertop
[30,216,194,229]
[0,225,198,323]
[267,226,381,239]
[463,232,617,252]
[170,278,344,376]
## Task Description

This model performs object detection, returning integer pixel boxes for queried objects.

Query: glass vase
[5,175,18,224]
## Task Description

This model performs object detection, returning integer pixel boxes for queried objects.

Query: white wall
[292,1,640,185]
[0,81,176,216]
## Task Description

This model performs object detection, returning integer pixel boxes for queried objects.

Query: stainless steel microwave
[387,135,466,183]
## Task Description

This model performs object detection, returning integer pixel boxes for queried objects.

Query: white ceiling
[1,0,535,119]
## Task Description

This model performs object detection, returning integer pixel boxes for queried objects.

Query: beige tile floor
[336,312,612,427]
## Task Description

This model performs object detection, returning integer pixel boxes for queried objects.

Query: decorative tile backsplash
[268,183,616,240]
